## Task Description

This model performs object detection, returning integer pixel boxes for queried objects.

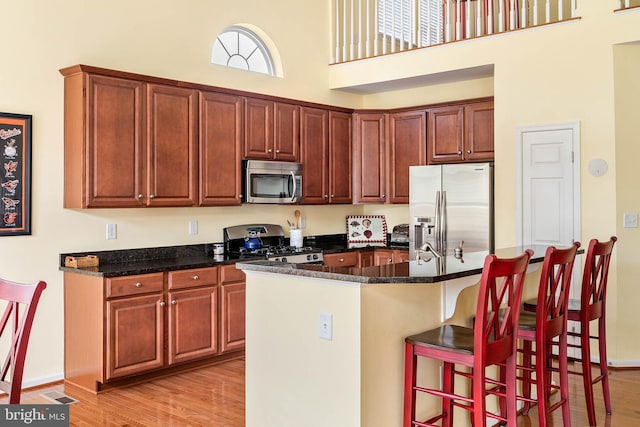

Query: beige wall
[2,0,639,387]
[331,2,640,364]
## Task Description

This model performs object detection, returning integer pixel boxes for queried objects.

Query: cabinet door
[464,101,494,161]
[388,110,426,203]
[300,107,329,204]
[358,250,374,267]
[243,97,274,159]
[168,286,219,364]
[373,249,395,265]
[427,105,464,164]
[393,249,411,263]
[146,84,198,206]
[221,282,246,353]
[274,103,300,161]
[85,74,146,207]
[199,91,243,206]
[323,252,358,267]
[106,294,164,380]
[329,112,353,204]
[354,113,387,203]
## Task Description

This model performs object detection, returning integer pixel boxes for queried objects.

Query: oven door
[243,160,302,204]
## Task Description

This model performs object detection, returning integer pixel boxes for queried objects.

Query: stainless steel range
[223,224,323,264]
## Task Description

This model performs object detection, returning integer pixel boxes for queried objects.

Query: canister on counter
[213,243,224,255]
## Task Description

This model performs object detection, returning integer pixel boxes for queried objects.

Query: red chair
[524,236,616,427]
[0,278,46,403]
[403,249,533,427]
[516,243,580,427]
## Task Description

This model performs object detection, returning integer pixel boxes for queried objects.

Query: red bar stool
[403,249,533,427]
[524,236,616,427]
[0,278,47,403]
[516,243,580,427]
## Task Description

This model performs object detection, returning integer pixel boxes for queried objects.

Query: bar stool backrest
[0,278,47,403]
[475,249,533,367]
[535,243,581,337]
[580,236,617,321]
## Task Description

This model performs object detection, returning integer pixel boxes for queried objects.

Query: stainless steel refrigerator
[409,163,494,260]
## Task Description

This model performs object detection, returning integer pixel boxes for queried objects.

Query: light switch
[318,312,333,340]
[623,213,638,228]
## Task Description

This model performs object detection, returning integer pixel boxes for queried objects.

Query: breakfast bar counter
[237,245,549,427]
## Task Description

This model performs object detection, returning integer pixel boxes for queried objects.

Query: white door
[516,122,581,356]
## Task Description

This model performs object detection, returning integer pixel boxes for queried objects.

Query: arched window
[211,26,276,76]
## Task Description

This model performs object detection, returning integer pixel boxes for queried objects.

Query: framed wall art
[1,112,32,236]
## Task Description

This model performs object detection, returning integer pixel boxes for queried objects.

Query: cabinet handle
[138,194,144,199]
[275,149,280,153]
[324,194,328,198]
[149,194,155,199]
[159,301,166,307]
[457,151,462,155]
[331,194,335,198]
[192,275,199,280]
[467,149,472,154]
[339,258,344,262]
[238,195,243,199]
[387,258,393,263]
[382,194,386,199]
[171,300,177,305]
[135,282,142,288]
[268,149,273,153]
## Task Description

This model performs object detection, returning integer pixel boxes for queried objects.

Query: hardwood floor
[4,358,640,426]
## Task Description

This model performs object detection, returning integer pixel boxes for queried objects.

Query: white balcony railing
[331,0,579,64]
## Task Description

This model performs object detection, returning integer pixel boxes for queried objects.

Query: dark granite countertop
[236,245,553,284]
[58,236,410,278]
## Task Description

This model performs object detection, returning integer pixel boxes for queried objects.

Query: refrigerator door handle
[434,191,441,245]
[441,191,447,250]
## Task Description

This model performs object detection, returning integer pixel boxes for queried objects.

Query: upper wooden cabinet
[61,67,198,208]
[199,91,243,206]
[146,84,199,207]
[353,112,387,203]
[300,108,352,204]
[353,110,426,204]
[427,100,494,164]
[328,111,353,204]
[243,97,299,161]
[387,110,427,203]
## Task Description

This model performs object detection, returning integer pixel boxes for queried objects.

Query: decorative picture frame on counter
[346,215,387,248]
[1,112,32,236]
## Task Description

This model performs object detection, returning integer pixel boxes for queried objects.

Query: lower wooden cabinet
[106,292,165,380]
[220,265,246,353]
[323,249,409,267]
[323,251,359,267]
[369,249,409,265]
[64,265,243,392]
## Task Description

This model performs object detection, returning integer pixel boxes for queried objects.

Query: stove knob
[281,257,287,263]
[313,254,319,260]
[307,254,312,261]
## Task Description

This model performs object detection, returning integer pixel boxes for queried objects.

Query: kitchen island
[237,246,549,427]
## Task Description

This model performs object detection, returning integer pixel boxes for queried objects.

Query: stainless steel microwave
[242,160,302,204]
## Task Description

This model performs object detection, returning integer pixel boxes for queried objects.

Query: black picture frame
[1,112,32,236]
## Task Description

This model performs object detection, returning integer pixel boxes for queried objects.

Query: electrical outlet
[319,312,332,340]
[106,223,117,240]
[189,220,198,235]
[623,213,638,228]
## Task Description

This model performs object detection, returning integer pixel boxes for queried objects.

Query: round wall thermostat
[588,158,608,177]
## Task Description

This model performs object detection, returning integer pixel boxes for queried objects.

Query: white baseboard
[589,356,640,368]
[23,373,64,389]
